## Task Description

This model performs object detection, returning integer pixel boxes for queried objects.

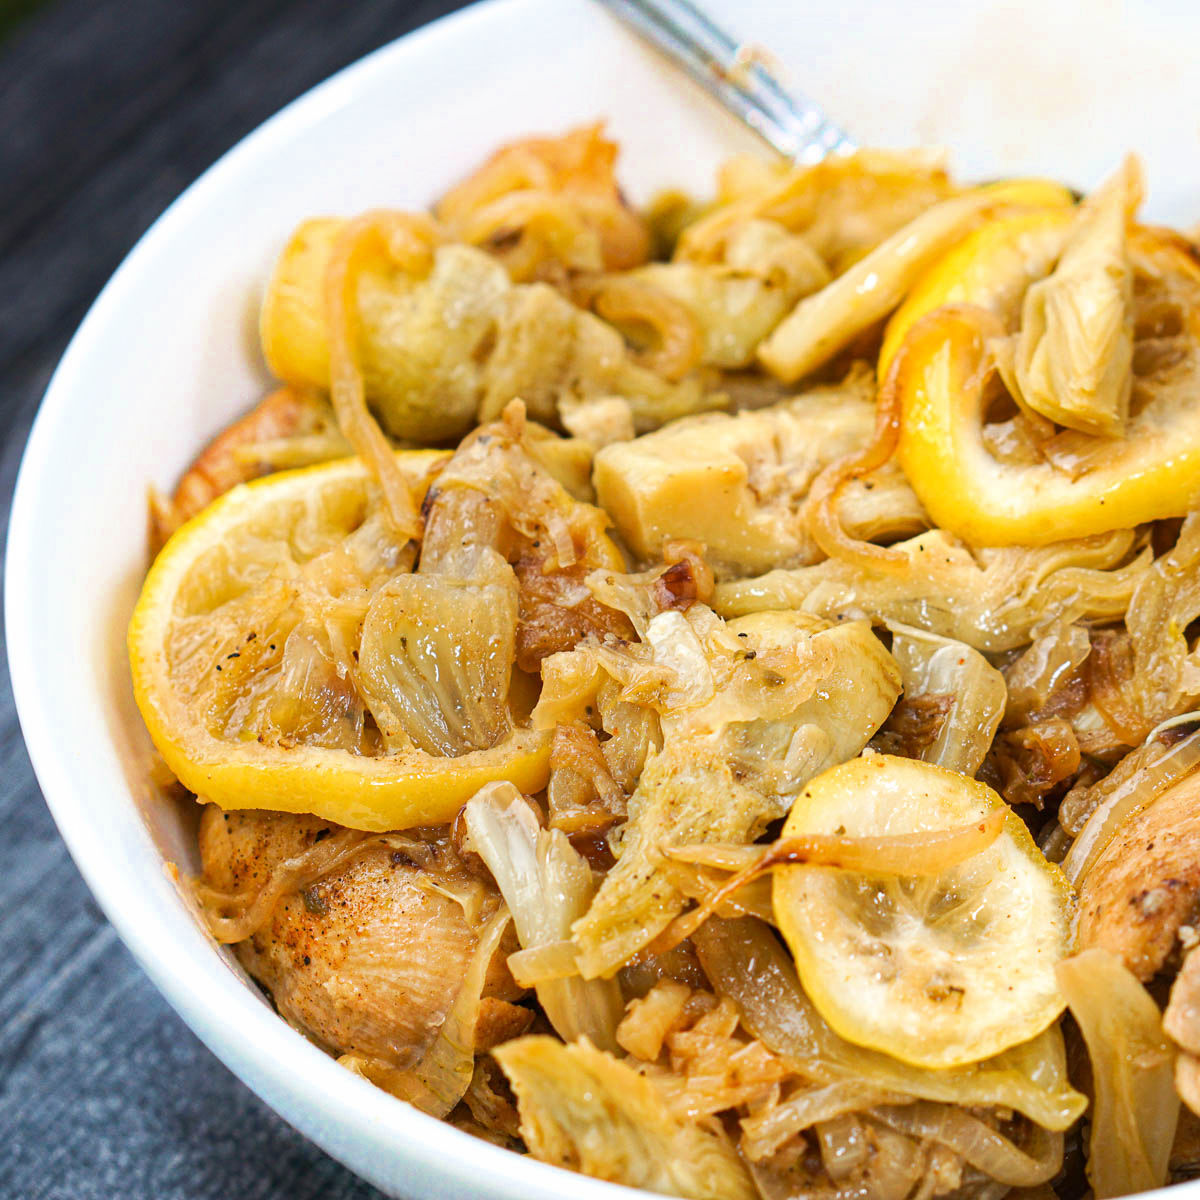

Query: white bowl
[8,1,1200,1197]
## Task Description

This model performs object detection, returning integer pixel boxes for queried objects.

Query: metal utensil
[596,0,855,162]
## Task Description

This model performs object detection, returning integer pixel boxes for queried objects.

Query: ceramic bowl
[9,0,1200,1195]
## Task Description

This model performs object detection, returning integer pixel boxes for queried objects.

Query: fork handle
[596,0,856,162]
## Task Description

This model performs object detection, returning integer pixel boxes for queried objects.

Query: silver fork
[596,0,856,163]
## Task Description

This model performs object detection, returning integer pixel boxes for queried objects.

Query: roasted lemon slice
[773,754,1071,1069]
[884,213,1200,545]
[129,452,551,832]
[879,206,1074,379]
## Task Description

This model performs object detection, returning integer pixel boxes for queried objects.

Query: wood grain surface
[0,3,471,1196]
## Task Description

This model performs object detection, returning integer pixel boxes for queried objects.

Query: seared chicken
[198,806,522,1067]
[1076,771,1200,980]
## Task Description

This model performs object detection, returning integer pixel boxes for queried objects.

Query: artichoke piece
[418,403,633,675]
[621,219,829,370]
[1014,158,1142,436]
[716,613,903,798]
[566,610,901,978]
[885,623,1006,775]
[261,222,717,444]
[574,744,774,980]
[462,783,624,1052]
[493,1036,757,1200]
[480,281,715,434]
[757,180,1074,383]
[683,148,956,276]
[880,206,1073,380]
[890,226,1200,546]
[715,527,1146,654]
[263,229,510,442]
[594,367,926,577]
[358,549,518,757]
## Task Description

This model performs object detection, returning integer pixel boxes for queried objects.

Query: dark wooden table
[0,3,471,1196]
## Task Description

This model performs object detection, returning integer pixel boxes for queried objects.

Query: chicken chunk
[1167,948,1200,1118]
[1076,771,1200,980]
[197,806,519,1068]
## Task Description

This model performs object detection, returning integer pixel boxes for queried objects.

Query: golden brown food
[150,386,348,549]
[128,130,1200,1200]
[261,219,714,444]
[593,366,926,576]
[1075,771,1200,979]
[197,807,522,1065]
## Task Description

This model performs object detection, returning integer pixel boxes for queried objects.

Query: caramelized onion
[653,809,1005,952]
[325,211,435,539]
[806,334,910,574]
[1057,949,1180,1197]
[740,1082,907,1161]
[872,1104,1062,1187]
[695,917,1086,1131]
[590,274,703,381]
[667,811,1004,876]
[1061,713,1200,884]
[340,905,511,1117]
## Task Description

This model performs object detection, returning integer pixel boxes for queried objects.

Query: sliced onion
[750,1121,922,1200]
[740,1081,908,1161]
[463,782,624,1050]
[1061,714,1200,884]
[666,810,1004,877]
[340,904,510,1117]
[653,809,1005,955]
[325,212,433,540]
[872,1103,1062,1187]
[886,621,1006,776]
[695,917,1087,1132]
[659,863,776,925]
[506,939,579,987]
[1056,948,1180,1197]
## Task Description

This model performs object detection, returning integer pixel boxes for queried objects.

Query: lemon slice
[882,214,1200,546]
[773,754,1071,1069]
[129,452,551,832]
[879,206,1074,380]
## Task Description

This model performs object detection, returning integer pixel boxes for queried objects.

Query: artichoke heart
[623,219,829,370]
[594,366,926,577]
[1014,157,1143,436]
[757,179,1074,383]
[357,549,518,757]
[562,608,901,978]
[493,1036,757,1200]
[261,222,717,444]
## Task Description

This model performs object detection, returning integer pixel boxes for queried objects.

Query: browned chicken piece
[152,387,345,548]
[1167,947,1200,1055]
[197,806,524,1068]
[1167,949,1200,1117]
[1076,771,1200,980]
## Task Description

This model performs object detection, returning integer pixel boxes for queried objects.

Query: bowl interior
[8,0,1200,1197]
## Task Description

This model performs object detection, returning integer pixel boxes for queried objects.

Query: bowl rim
[5,1,645,1195]
[6,1,1196,1197]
